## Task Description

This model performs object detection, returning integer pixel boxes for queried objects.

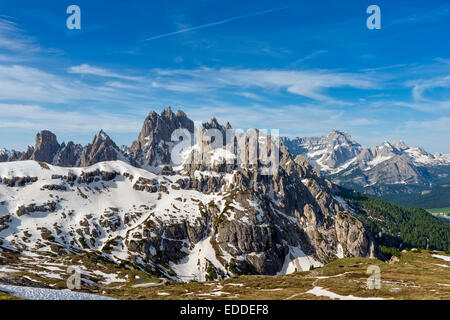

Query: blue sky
[0,0,449,152]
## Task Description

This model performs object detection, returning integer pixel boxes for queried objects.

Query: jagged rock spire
[80,130,121,167]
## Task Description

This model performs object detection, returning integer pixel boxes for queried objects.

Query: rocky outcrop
[55,141,83,167]
[127,107,194,168]
[0,149,11,162]
[31,130,61,163]
[80,130,123,167]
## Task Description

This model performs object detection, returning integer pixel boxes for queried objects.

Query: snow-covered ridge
[283,132,450,174]
[0,160,236,281]
[0,159,152,181]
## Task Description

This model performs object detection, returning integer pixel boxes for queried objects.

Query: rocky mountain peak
[392,140,408,151]
[0,111,381,280]
[55,141,83,167]
[175,109,188,118]
[327,130,360,147]
[281,131,363,171]
[80,130,122,167]
[202,117,223,130]
[138,107,194,144]
[128,108,195,168]
[283,129,450,203]
[161,106,173,118]
[31,130,60,163]
[94,129,112,144]
[0,148,12,162]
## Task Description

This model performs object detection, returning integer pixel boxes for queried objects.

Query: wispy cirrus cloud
[290,50,328,66]
[0,62,381,117]
[0,16,62,55]
[405,117,450,132]
[0,17,38,52]
[406,75,450,101]
[0,103,141,133]
[142,5,295,41]
[0,64,83,103]
[64,64,380,103]
[151,67,378,103]
[67,64,143,81]
[0,63,159,107]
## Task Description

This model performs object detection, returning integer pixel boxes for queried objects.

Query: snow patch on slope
[277,246,323,274]
[0,284,115,300]
[171,236,225,282]
[306,286,385,300]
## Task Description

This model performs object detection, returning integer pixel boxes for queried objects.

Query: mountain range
[0,107,379,284]
[282,131,450,208]
[0,107,448,287]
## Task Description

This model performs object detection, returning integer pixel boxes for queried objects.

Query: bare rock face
[13,131,61,163]
[55,142,83,167]
[31,130,60,163]
[0,149,11,162]
[127,107,195,167]
[176,126,376,275]
[80,130,122,167]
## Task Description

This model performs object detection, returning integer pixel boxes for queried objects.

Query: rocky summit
[0,107,380,284]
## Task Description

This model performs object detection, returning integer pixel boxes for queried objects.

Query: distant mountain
[0,130,126,168]
[282,131,450,208]
[282,130,363,172]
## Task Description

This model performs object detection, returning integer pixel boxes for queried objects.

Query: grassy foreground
[1,250,448,300]
[102,250,449,300]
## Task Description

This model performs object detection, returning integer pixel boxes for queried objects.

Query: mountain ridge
[282,131,450,208]
[0,108,379,283]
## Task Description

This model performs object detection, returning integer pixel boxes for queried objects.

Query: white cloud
[0,64,157,105]
[0,17,36,51]
[407,75,450,100]
[0,64,83,103]
[236,92,265,101]
[152,67,377,102]
[405,117,450,132]
[434,57,450,65]
[0,17,60,55]
[179,102,379,138]
[67,64,143,81]
[0,103,141,133]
